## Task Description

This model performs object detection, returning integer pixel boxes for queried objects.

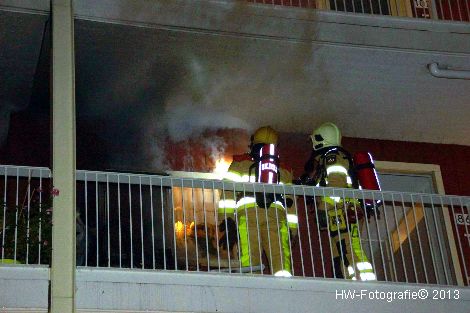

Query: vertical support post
[51,0,76,312]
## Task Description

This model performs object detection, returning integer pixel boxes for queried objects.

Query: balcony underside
[1,266,469,313]
[0,0,469,148]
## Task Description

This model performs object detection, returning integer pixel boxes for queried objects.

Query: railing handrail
[1,165,468,206]
[75,169,470,207]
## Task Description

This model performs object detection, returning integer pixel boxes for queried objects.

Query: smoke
[202,135,227,170]
[75,2,318,173]
[144,92,252,172]
[164,102,251,142]
[140,50,253,172]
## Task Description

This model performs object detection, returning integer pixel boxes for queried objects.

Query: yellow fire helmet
[252,126,278,145]
[310,122,341,150]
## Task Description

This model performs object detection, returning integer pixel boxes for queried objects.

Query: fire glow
[175,221,195,239]
[213,157,231,179]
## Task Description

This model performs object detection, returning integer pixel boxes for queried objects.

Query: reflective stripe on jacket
[218,159,298,229]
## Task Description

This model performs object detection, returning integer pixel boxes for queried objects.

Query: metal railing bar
[139,176,144,269]
[13,168,19,262]
[117,175,122,268]
[128,175,133,269]
[273,185,285,274]
[38,170,44,265]
[234,181,242,274]
[411,194,428,284]
[291,185,306,277]
[160,177,167,270]
[361,189,377,281]
[201,181,210,272]
[446,0,454,20]
[341,190,357,280]
[400,193,418,282]
[2,167,7,262]
[457,196,470,285]
[221,181,232,273]
[212,180,221,272]
[381,192,397,282]
[249,181,260,275]
[84,173,88,267]
[371,191,387,281]
[107,175,111,268]
[25,169,31,264]
[321,188,337,279]
[420,195,438,283]
[170,179,177,270]
[191,180,199,272]
[149,177,156,270]
[390,193,408,283]
[263,184,273,275]
[448,197,469,286]
[181,179,188,271]
[301,186,316,277]
[429,196,449,284]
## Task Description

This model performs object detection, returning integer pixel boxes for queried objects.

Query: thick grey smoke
[164,102,251,142]
[202,135,227,167]
[144,83,252,172]
[140,50,254,172]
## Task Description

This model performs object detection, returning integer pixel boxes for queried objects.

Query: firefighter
[302,122,376,281]
[218,126,298,276]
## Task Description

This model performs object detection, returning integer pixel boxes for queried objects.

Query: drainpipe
[428,63,470,80]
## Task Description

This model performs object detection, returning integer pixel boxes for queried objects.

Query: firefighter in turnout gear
[218,126,298,276]
[301,122,376,281]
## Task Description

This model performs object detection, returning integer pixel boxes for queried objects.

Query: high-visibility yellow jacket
[218,155,298,230]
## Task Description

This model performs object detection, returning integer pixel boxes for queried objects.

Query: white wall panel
[2,266,470,312]
[75,268,470,313]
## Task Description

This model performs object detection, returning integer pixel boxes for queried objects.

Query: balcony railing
[1,164,469,286]
[246,0,470,23]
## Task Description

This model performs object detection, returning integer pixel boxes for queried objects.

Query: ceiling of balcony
[1,0,470,150]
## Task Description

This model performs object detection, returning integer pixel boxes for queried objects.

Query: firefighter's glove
[277,194,293,208]
[219,217,238,251]
[285,197,293,208]
[365,203,381,220]
[256,193,274,209]
[297,173,316,186]
[346,206,364,224]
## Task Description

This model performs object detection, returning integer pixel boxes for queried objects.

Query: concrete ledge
[0,0,49,15]
[71,0,470,54]
[0,266,49,309]
[2,0,468,54]
[2,266,470,312]
[76,268,470,313]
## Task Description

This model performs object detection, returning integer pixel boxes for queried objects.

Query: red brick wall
[279,132,470,196]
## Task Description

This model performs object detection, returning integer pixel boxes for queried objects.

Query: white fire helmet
[310,122,341,151]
